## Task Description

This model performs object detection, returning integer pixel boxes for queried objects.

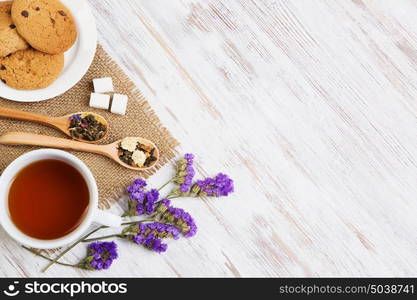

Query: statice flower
[127,178,147,192]
[160,205,197,238]
[126,179,147,204]
[124,222,179,253]
[173,153,195,193]
[126,222,181,240]
[125,179,160,216]
[192,173,234,197]
[143,189,159,215]
[156,198,171,213]
[132,234,168,253]
[79,241,118,271]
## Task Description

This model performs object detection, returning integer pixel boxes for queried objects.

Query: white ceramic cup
[0,149,122,249]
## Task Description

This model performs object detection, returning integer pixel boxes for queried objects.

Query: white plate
[0,0,97,102]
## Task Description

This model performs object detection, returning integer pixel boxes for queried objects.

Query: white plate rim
[0,0,97,102]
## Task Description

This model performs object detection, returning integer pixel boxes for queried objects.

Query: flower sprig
[23,153,234,271]
[79,241,118,270]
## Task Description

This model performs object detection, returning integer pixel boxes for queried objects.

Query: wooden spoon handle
[0,106,54,125]
[0,132,108,155]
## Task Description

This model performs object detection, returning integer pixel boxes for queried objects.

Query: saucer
[0,0,97,102]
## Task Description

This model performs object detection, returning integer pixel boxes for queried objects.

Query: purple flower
[126,179,160,216]
[161,198,171,207]
[136,204,144,215]
[138,222,181,240]
[193,173,234,197]
[127,178,147,194]
[133,178,147,188]
[81,241,118,271]
[130,191,145,201]
[174,153,195,193]
[133,233,167,253]
[130,223,176,253]
[143,189,159,215]
[160,205,197,238]
[156,198,171,213]
[146,189,159,202]
[151,238,168,253]
[69,114,82,122]
[184,153,194,162]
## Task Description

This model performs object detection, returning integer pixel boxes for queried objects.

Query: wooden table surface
[2,0,417,277]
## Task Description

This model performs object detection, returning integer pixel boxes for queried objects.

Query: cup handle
[94,209,122,227]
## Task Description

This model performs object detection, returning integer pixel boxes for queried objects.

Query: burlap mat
[0,44,179,208]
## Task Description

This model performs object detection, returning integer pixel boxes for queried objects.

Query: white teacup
[0,149,122,249]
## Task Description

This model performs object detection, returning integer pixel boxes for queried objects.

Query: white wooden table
[2,0,417,277]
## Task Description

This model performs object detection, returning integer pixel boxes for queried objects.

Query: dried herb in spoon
[118,137,157,168]
[68,114,107,142]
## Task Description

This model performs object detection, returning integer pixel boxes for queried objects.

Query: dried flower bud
[191,184,201,194]
[172,153,196,194]
[159,205,197,238]
[79,242,118,271]
[195,173,234,197]
[126,222,181,253]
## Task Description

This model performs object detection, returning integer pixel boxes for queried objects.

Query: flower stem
[82,234,124,243]
[41,225,106,273]
[79,219,153,243]
[167,192,197,200]
[40,219,154,272]
[122,219,153,226]
[22,246,82,269]
[81,219,153,242]
[157,179,172,191]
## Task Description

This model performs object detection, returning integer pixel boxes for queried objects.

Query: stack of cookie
[0,0,76,90]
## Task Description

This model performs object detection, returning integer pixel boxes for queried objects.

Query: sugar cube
[89,93,110,110]
[110,93,128,115]
[93,77,113,93]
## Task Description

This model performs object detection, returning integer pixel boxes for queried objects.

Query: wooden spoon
[0,132,159,171]
[0,106,108,143]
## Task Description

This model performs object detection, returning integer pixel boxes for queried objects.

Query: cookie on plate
[0,48,64,90]
[0,1,29,57]
[11,0,77,54]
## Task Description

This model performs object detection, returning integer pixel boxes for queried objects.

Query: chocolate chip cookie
[0,1,29,57]
[0,48,64,89]
[11,0,77,54]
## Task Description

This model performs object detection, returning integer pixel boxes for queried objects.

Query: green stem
[157,179,172,191]
[81,219,154,242]
[81,219,154,243]
[165,191,176,198]
[40,219,154,272]
[82,234,124,243]
[122,219,153,226]
[167,192,197,200]
[41,225,106,273]
[22,246,82,269]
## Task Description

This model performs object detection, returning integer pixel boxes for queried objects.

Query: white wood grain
[2,0,417,277]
